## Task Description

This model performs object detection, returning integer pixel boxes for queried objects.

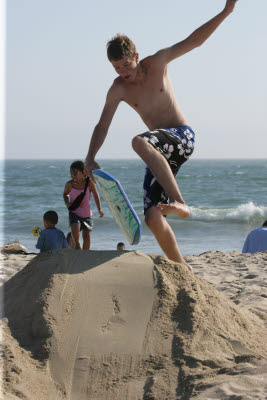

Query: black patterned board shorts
[138,125,195,214]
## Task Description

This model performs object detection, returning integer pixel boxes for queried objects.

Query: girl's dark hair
[70,160,84,173]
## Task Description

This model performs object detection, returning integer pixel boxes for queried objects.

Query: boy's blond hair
[107,34,136,61]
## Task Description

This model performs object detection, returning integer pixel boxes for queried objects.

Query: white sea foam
[190,202,267,222]
[227,202,265,221]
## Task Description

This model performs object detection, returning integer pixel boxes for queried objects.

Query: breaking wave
[190,202,267,223]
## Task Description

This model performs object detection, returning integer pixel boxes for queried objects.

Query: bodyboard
[92,169,142,245]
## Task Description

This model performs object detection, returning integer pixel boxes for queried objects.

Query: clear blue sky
[3,0,267,159]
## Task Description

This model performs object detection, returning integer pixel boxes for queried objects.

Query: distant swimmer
[85,0,238,269]
[117,242,125,251]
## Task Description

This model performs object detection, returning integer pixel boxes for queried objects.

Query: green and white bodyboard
[92,170,141,245]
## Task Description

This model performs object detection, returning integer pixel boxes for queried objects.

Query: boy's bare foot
[156,201,190,218]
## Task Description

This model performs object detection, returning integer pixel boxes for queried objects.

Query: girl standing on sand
[63,160,104,250]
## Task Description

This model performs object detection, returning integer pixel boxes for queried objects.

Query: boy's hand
[224,0,238,14]
[84,159,100,181]
[99,210,104,218]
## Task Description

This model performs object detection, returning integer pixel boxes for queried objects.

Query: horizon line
[1,157,267,161]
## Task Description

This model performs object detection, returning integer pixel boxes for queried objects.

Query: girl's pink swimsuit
[69,185,92,218]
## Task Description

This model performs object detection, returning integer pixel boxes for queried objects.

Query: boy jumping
[85,0,238,269]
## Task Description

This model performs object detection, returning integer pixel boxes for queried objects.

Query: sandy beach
[0,247,267,399]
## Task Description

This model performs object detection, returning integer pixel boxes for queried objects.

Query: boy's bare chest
[123,71,172,111]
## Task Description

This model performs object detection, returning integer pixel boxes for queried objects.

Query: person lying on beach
[242,220,267,254]
[85,0,238,269]
[63,160,104,250]
[36,210,68,253]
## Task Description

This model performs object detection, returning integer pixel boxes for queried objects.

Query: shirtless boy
[85,0,238,268]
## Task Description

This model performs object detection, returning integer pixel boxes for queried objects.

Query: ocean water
[1,159,267,255]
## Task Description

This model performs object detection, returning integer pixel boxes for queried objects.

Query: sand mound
[0,253,36,286]
[1,249,267,399]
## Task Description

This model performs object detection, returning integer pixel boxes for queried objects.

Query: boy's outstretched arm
[85,82,123,178]
[156,0,238,63]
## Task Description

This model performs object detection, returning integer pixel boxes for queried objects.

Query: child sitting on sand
[66,232,76,249]
[36,210,68,253]
[63,160,104,250]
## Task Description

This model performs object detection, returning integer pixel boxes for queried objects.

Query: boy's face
[111,54,139,82]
